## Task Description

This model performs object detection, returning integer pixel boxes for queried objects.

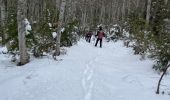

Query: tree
[156,64,170,94]
[0,0,6,45]
[146,0,151,25]
[53,0,66,59]
[17,0,29,65]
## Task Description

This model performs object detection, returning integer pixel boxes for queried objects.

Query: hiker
[85,31,93,43]
[95,27,105,48]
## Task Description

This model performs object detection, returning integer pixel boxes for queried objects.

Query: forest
[0,0,170,98]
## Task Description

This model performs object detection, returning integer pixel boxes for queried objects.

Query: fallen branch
[156,64,170,94]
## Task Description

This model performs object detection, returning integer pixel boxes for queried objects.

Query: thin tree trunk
[81,0,87,29]
[127,0,131,16]
[56,0,61,11]
[122,0,126,21]
[100,0,104,24]
[17,0,29,65]
[1,0,10,50]
[0,0,6,27]
[54,0,66,59]
[164,0,168,5]
[0,0,6,46]
[146,0,152,25]
[156,64,170,94]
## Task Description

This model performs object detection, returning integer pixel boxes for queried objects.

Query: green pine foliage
[61,20,79,47]
[149,0,170,71]
[31,8,79,57]
[127,12,147,56]
[5,8,18,52]
[151,0,168,36]
[31,8,57,57]
[1,6,80,58]
[150,34,170,71]
[126,0,170,72]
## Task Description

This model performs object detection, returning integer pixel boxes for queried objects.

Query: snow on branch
[24,18,32,35]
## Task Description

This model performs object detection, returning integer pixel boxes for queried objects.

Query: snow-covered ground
[0,39,170,100]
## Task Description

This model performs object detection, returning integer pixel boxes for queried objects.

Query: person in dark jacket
[85,31,93,43]
[95,27,105,48]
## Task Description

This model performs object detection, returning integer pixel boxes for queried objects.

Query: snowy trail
[82,55,99,100]
[0,39,170,100]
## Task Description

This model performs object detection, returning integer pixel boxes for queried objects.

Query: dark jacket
[86,32,92,37]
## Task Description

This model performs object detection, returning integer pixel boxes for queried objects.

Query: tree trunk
[0,0,6,46]
[122,0,126,21]
[54,0,66,59]
[0,0,6,27]
[164,0,168,5]
[56,0,61,11]
[17,0,29,65]
[100,0,105,24]
[146,0,152,24]
[156,64,170,94]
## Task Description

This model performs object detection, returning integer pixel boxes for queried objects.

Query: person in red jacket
[95,27,105,48]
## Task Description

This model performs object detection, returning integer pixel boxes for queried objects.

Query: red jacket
[97,31,105,39]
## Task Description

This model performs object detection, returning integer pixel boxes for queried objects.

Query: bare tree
[146,0,152,24]
[164,0,168,5]
[17,0,29,65]
[56,0,61,11]
[156,64,170,94]
[0,0,6,27]
[53,0,66,59]
[0,0,6,45]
